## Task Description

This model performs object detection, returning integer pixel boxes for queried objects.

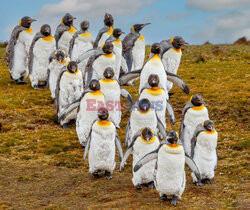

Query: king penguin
[191,120,218,185]
[55,61,83,128]
[134,131,201,206]
[93,13,114,49]
[28,24,56,89]
[54,13,77,51]
[68,21,93,60]
[160,36,188,92]
[179,94,209,156]
[139,74,175,128]
[122,23,150,75]
[99,67,132,128]
[125,98,166,147]
[120,127,160,190]
[6,16,36,84]
[47,49,70,99]
[106,28,127,79]
[83,107,123,179]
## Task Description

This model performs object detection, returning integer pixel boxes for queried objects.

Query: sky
[0,0,250,45]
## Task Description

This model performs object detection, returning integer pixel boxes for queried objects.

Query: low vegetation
[0,43,249,209]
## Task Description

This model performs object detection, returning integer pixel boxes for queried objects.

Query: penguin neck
[191,105,205,111]
[204,130,216,134]
[100,78,115,83]
[173,48,181,53]
[67,69,79,74]
[42,35,54,41]
[67,25,77,33]
[25,28,33,33]
[80,31,91,37]
[90,90,103,96]
[151,54,160,60]
[104,53,114,58]
[113,38,121,44]
[59,58,67,64]
[138,108,151,114]
[106,26,113,35]
[97,120,112,127]
[140,136,156,144]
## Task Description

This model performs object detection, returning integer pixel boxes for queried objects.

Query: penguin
[191,120,218,185]
[78,41,116,86]
[58,80,105,146]
[47,49,70,99]
[122,23,150,75]
[54,13,77,51]
[106,28,128,79]
[5,16,36,84]
[28,24,56,89]
[120,127,160,190]
[134,131,201,206]
[125,98,166,148]
[160,36,188,92]
[139,43,190,95]
[68,21,92,60]
[179,94,209,156]
[99,67,132,128]
[93,13,114,49]
[83,107,123,179]
[139,74,175,128]
[55,61,83,128]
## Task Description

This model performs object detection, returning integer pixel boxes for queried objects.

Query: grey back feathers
[93,26,109,49]
[5,25,27,70]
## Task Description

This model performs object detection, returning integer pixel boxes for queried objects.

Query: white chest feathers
[184,106,209,128]
[197,131,218,152]
[58,28,76,51]
[162,48,182,74]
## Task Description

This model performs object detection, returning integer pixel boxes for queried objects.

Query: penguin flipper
[156,113,167,140]
[166,71,190,94]
[5,25,26,71]
[93,26,109,48]
[214,148,218,170]
[133,148,159,172]
[55,69,67,113]
[83,129,92,161]
[166,99,176,125]
[119,69,142,86]
[46,68,50,89]
[28,32,44,75]
[120,56,129,74]
[76,48,101,64]
[115,132,123,161]
[185,153,201,183]
[68,31,80,58]
[120,87,133,105]
[124,120,131,148]
[54,24,70,49]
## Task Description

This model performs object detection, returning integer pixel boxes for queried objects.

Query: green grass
[0,44,249,209]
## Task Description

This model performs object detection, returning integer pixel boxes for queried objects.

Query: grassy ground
[0,44,249,209]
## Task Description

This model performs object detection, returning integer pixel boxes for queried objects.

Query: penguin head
[80,21,89,31]
[203,120,215,131]
[55,49,66,62]
[141,127,154,142]
[19,16,36,28]
[88,79,100,91]
[190,94,204,106]
[151,43,161,54]
[98,107,109,121]
[132,23,150,33]
[104,13,114,27]
[40,24,51,37]
[166,131,178,144]
[62,13,76,27]
[103,67,114,79]
[171,36,189,49]
[148,74,159,87]
[138,98,151,112]
[102,41,113,54]
[113,28,124,38]
[67,61,78,73]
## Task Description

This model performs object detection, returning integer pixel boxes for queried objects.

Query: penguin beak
[141,23,151,28]
[28,19,37,23]
[180,41,189,45]
[69,17,76,21]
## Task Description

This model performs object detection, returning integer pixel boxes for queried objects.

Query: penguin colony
[5,13,218,206]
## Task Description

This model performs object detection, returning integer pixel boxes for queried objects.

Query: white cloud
[193,9,250,43]
[38,0,155,18]
[166,12,191,20]
[186,0,250,11]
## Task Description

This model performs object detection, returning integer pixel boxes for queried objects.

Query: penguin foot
[62,123,69,129]
[159,194,167,201]
[92,171,99,177]
[105,171,112,180]
[170,195,178,206]
[147,181,155,189]
[202,178,212,184]
[168,92,175,98]
[135,184,142,190]
[16,79,27,84]
[33,85,40,90]
[195,181,204,187]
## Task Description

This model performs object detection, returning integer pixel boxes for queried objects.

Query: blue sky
[1,0,250,44]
